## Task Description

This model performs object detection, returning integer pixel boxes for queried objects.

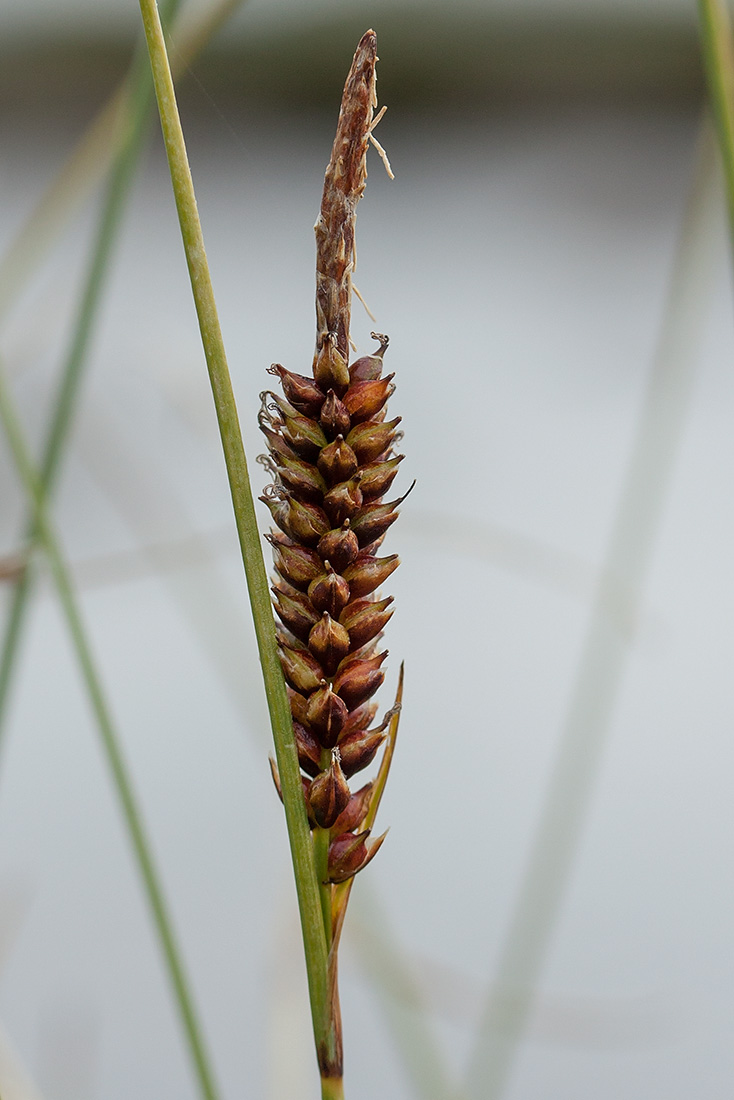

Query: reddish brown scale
[342,553,399,598]
[331,782,373,833]
[259,424,298,463]
[346,417,401,465]
[288,689,310,727]
[294,721,322,777]
[340,596,394,651]
[332,651,387,710]
[268,538,324,591]
[337,728,385,778]
[268,364,326,418]
[340,699,378,736]
[273,584,320,643]
[358,456,403,500]
[342,375,394,424]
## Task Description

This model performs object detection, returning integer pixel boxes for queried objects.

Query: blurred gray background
[0,1,733,1099]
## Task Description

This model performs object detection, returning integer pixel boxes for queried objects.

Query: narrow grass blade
[0,0,248,322]
[698,0,734,241]
[136,0,332,1066]
[0,357,221,1100]
[0,0,184,761]
[349,883,458,1100]
[463,119,720,1099]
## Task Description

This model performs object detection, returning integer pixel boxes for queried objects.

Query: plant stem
[0,0,183,762]
[137,0,336,1069]
[320,1076,345,1100]
[313,827,333,945]
[698,0,734,239]
[0,359,220,1100]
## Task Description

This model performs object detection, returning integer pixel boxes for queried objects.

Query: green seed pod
[314,338,350,393]
[349,498,401,547]
[260,494,292,538]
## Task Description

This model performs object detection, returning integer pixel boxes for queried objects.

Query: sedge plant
[138,8,405,1097]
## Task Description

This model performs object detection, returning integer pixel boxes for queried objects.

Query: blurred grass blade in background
[0,0,247,323]
[0,353,221,1100]
[0,0,185,761]
[463,120,720,1100]
[349,883,459,1100]
[698,0,734,243]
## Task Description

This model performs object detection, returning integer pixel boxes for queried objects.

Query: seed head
[260,29,404,886]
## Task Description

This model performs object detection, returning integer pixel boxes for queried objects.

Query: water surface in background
[0,101,732,1100]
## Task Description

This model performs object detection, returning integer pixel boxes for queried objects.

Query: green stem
[320,1076,345,1100]
[137,0,336,1068]
[698,0,734,239]
[0,0,183,760]
[0,360,220,1100]
[313,827,333,946]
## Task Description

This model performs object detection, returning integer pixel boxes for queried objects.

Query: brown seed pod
[317,436,359,485]
[306,682,349,747]
[308,566,351,617]
[308,751,351,828]
[342,553,400,598]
